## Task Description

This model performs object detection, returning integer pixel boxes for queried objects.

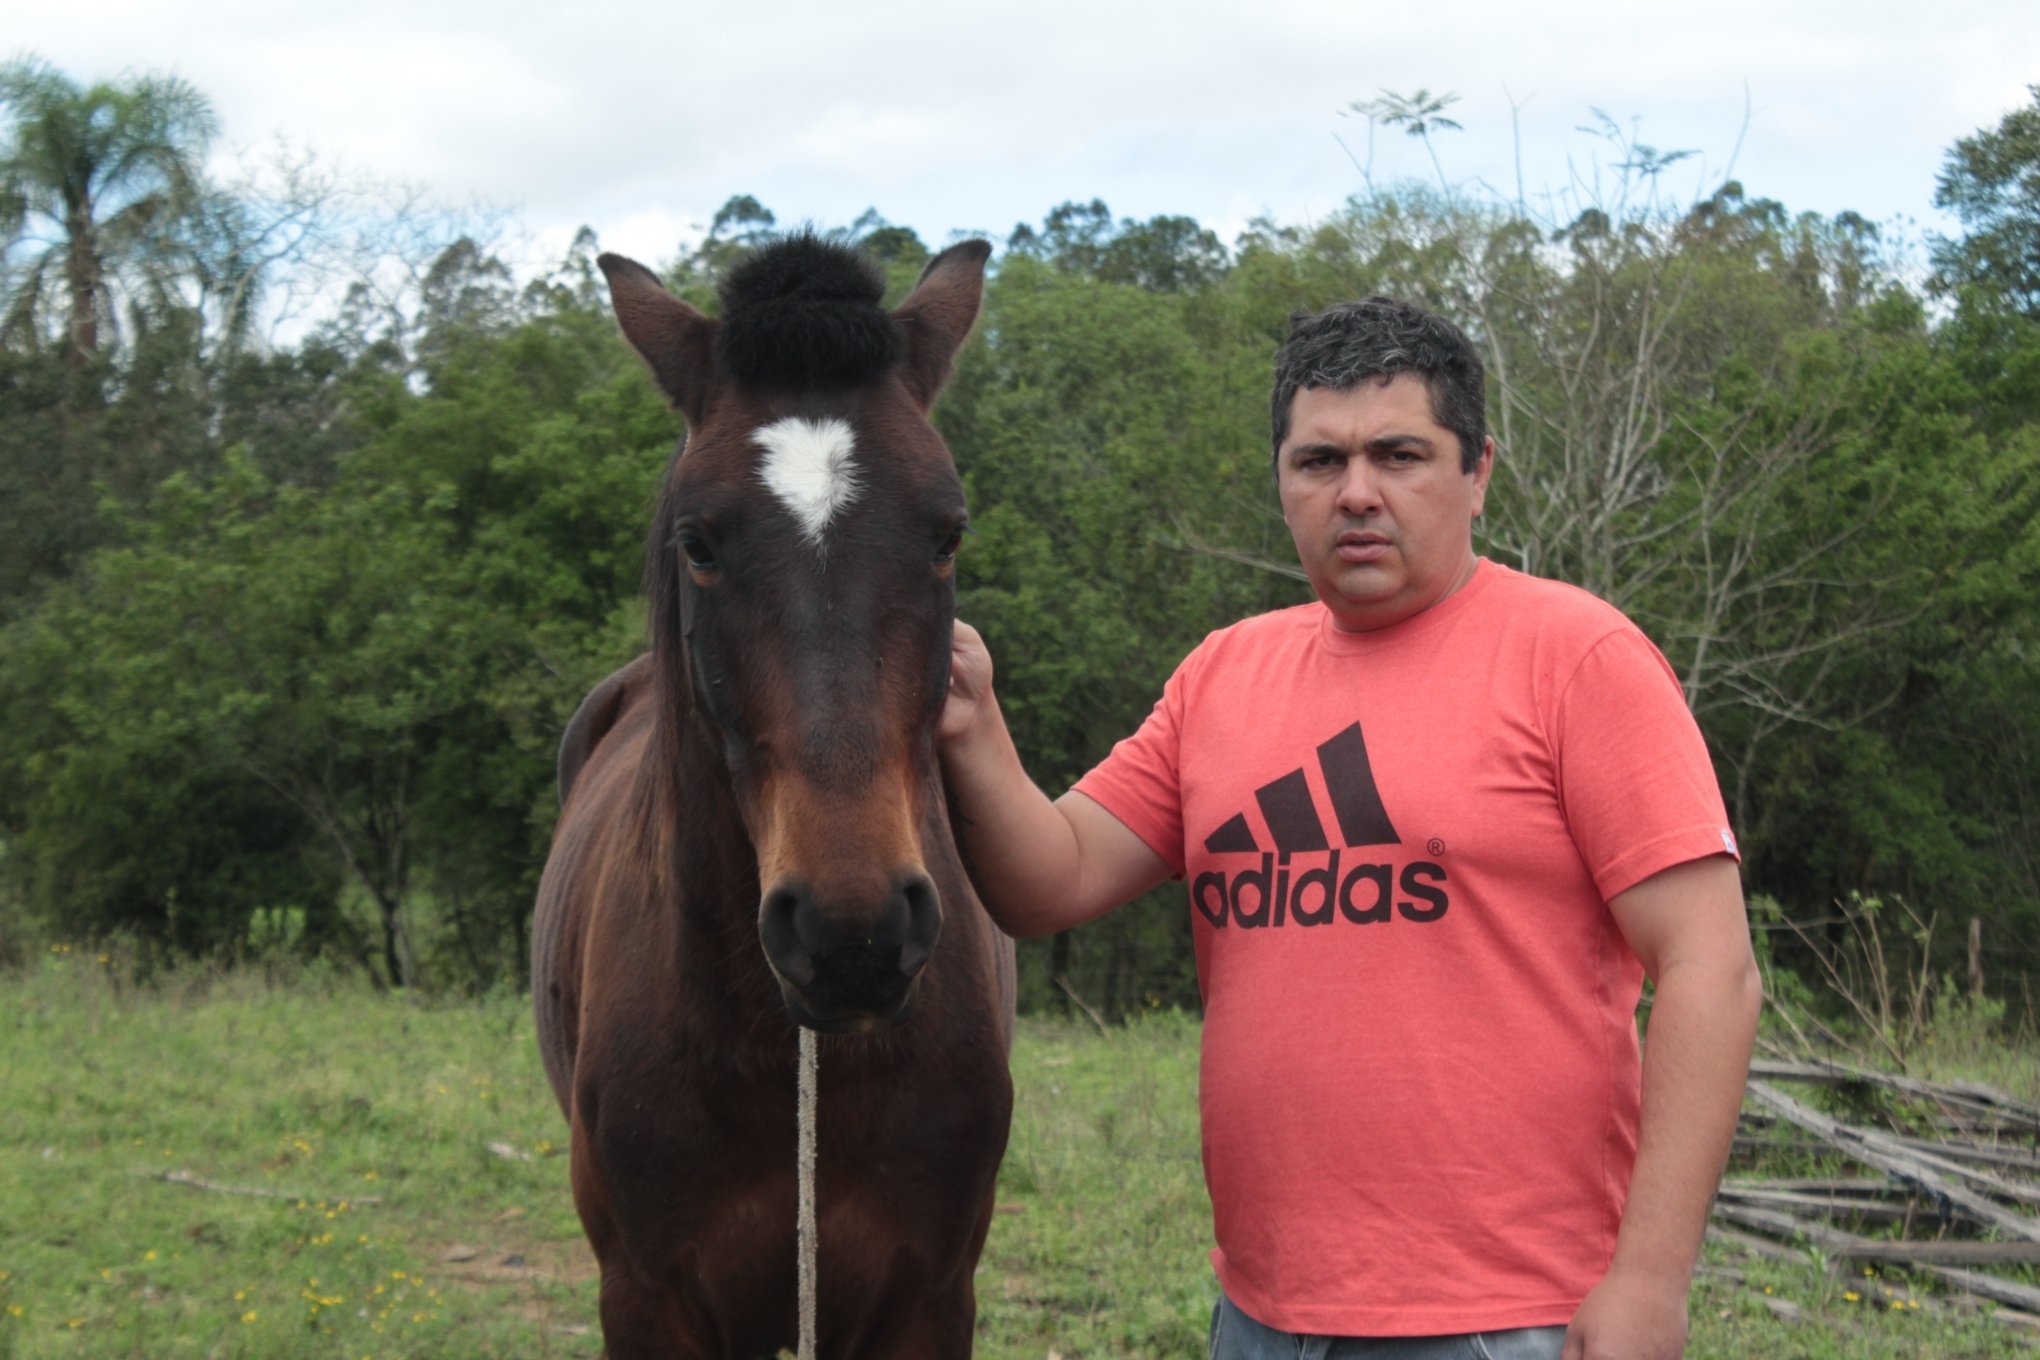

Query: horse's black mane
[715,234,903,388]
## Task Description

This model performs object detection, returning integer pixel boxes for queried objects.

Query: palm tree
[0,56,218,364]
[1348,88,1464,196]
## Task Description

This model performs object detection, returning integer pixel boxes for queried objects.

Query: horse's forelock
[716,235,903,389]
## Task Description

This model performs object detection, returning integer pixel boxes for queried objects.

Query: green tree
[1934,84,2040,318]
[0,270,672,985]
[940,251,1296,1013]
[1934,88,2040,448]
[1007,201,1229,293]
[1346,88,1464,195]
[0,56,218,363]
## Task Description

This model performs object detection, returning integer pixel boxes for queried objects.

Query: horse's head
[599,236,988,1034]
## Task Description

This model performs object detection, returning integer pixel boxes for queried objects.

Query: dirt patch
[425,1226,599,1339]
[430,1233,596,1289]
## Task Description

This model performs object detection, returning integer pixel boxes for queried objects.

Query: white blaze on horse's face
[754,416,861,548]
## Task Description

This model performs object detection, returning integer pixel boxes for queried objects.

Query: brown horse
[533,236,1017,1359]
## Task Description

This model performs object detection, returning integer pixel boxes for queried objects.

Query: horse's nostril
[759,885,814,986]
[761,872,940,1024]
[899,873,941,975]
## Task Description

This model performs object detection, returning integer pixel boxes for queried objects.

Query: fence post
[1968,916,1985,999]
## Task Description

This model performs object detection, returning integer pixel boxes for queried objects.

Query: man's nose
[1335,461,1382,515]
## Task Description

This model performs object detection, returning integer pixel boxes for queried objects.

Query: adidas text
[1192,850,1449,929]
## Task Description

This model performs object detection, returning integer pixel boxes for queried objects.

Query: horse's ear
[892,239,991,410]
[597,253,720,426]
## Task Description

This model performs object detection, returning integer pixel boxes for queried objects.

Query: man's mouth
[1335,530,1391,562]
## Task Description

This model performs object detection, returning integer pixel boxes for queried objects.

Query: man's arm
[1564,853,1762,1360]
[938,621,1171,937]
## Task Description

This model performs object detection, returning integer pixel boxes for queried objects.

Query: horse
[532,235,1017,1359]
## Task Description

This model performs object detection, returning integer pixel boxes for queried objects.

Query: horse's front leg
[828,1289,977,1360]
[594,1259,710,1360]
[575,1146,716,1360]
[825,1199,996,1359]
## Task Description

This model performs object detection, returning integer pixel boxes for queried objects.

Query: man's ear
[597,253,721,428]
[892,239,991,411]
[1470,435,1495,516]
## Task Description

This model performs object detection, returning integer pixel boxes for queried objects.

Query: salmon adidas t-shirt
[1073,559,1738,1336]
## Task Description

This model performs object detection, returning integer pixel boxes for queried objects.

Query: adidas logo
[1193,721,1449,930]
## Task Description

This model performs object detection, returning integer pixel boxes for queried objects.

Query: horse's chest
[586,1064,985,1268]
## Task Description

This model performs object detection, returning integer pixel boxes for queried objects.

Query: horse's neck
[629,700,778,1007]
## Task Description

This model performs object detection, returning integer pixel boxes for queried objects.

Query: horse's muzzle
[758,871,941,1031]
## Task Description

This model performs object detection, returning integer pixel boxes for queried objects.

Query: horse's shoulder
[558,654,655,807]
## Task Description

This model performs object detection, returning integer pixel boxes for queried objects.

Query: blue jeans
[1209,1292,1568,1360]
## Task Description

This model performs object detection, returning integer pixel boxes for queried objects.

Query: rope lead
[797,1025,818,1360]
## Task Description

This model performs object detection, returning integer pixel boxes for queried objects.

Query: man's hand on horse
[940,620,994,745]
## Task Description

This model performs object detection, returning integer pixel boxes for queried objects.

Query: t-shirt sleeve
[1070,663,1190,876]
[1552,626,1740,901]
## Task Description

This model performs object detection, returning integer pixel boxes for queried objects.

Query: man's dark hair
[1270,297,1486,473]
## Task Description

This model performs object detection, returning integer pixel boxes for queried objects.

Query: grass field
[1,949,2034,1358]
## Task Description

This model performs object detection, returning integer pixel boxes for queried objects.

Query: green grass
[1,951,2034,1357]
[0,948,591,1359]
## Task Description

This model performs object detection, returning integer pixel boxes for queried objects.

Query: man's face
[1277,375,1494,633]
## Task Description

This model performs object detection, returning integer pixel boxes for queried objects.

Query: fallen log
[1715,1185,1941,1228]
[1745,1081,2040,1242]
[1725,1176,1919,1196]
[1704,1223,1806,1265]
[1749,1057,2040,1127]
[1711,1201,2040,1310]
[1885,1134,2040,1175]
[137,1168,383,1206]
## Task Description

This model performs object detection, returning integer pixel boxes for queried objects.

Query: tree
[939,251,1294,1012]
[0,56,218,363]
[0,278,670,985]
[1933,88,2040,446]
[1006,201,1229,293]
[1347,88,1464,195]
[1934,84,2040,319]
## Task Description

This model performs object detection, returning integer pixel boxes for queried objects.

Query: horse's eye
[934,527,965,564]
[678,531,717,572]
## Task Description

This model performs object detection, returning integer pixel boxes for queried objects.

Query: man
[938,296,1759,1360]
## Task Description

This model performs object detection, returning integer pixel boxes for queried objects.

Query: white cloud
[9,0,2035,261]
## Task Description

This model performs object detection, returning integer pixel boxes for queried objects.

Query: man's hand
[934,618,1171,937]
[940,620,994,746]
[1562,1266,1689,1359]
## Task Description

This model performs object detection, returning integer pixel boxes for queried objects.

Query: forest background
[2,60,2037,1025]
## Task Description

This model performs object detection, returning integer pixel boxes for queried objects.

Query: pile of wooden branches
[1714,1044,2040,1330]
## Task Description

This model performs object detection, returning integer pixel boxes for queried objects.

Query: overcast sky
[10,0,2036,272]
